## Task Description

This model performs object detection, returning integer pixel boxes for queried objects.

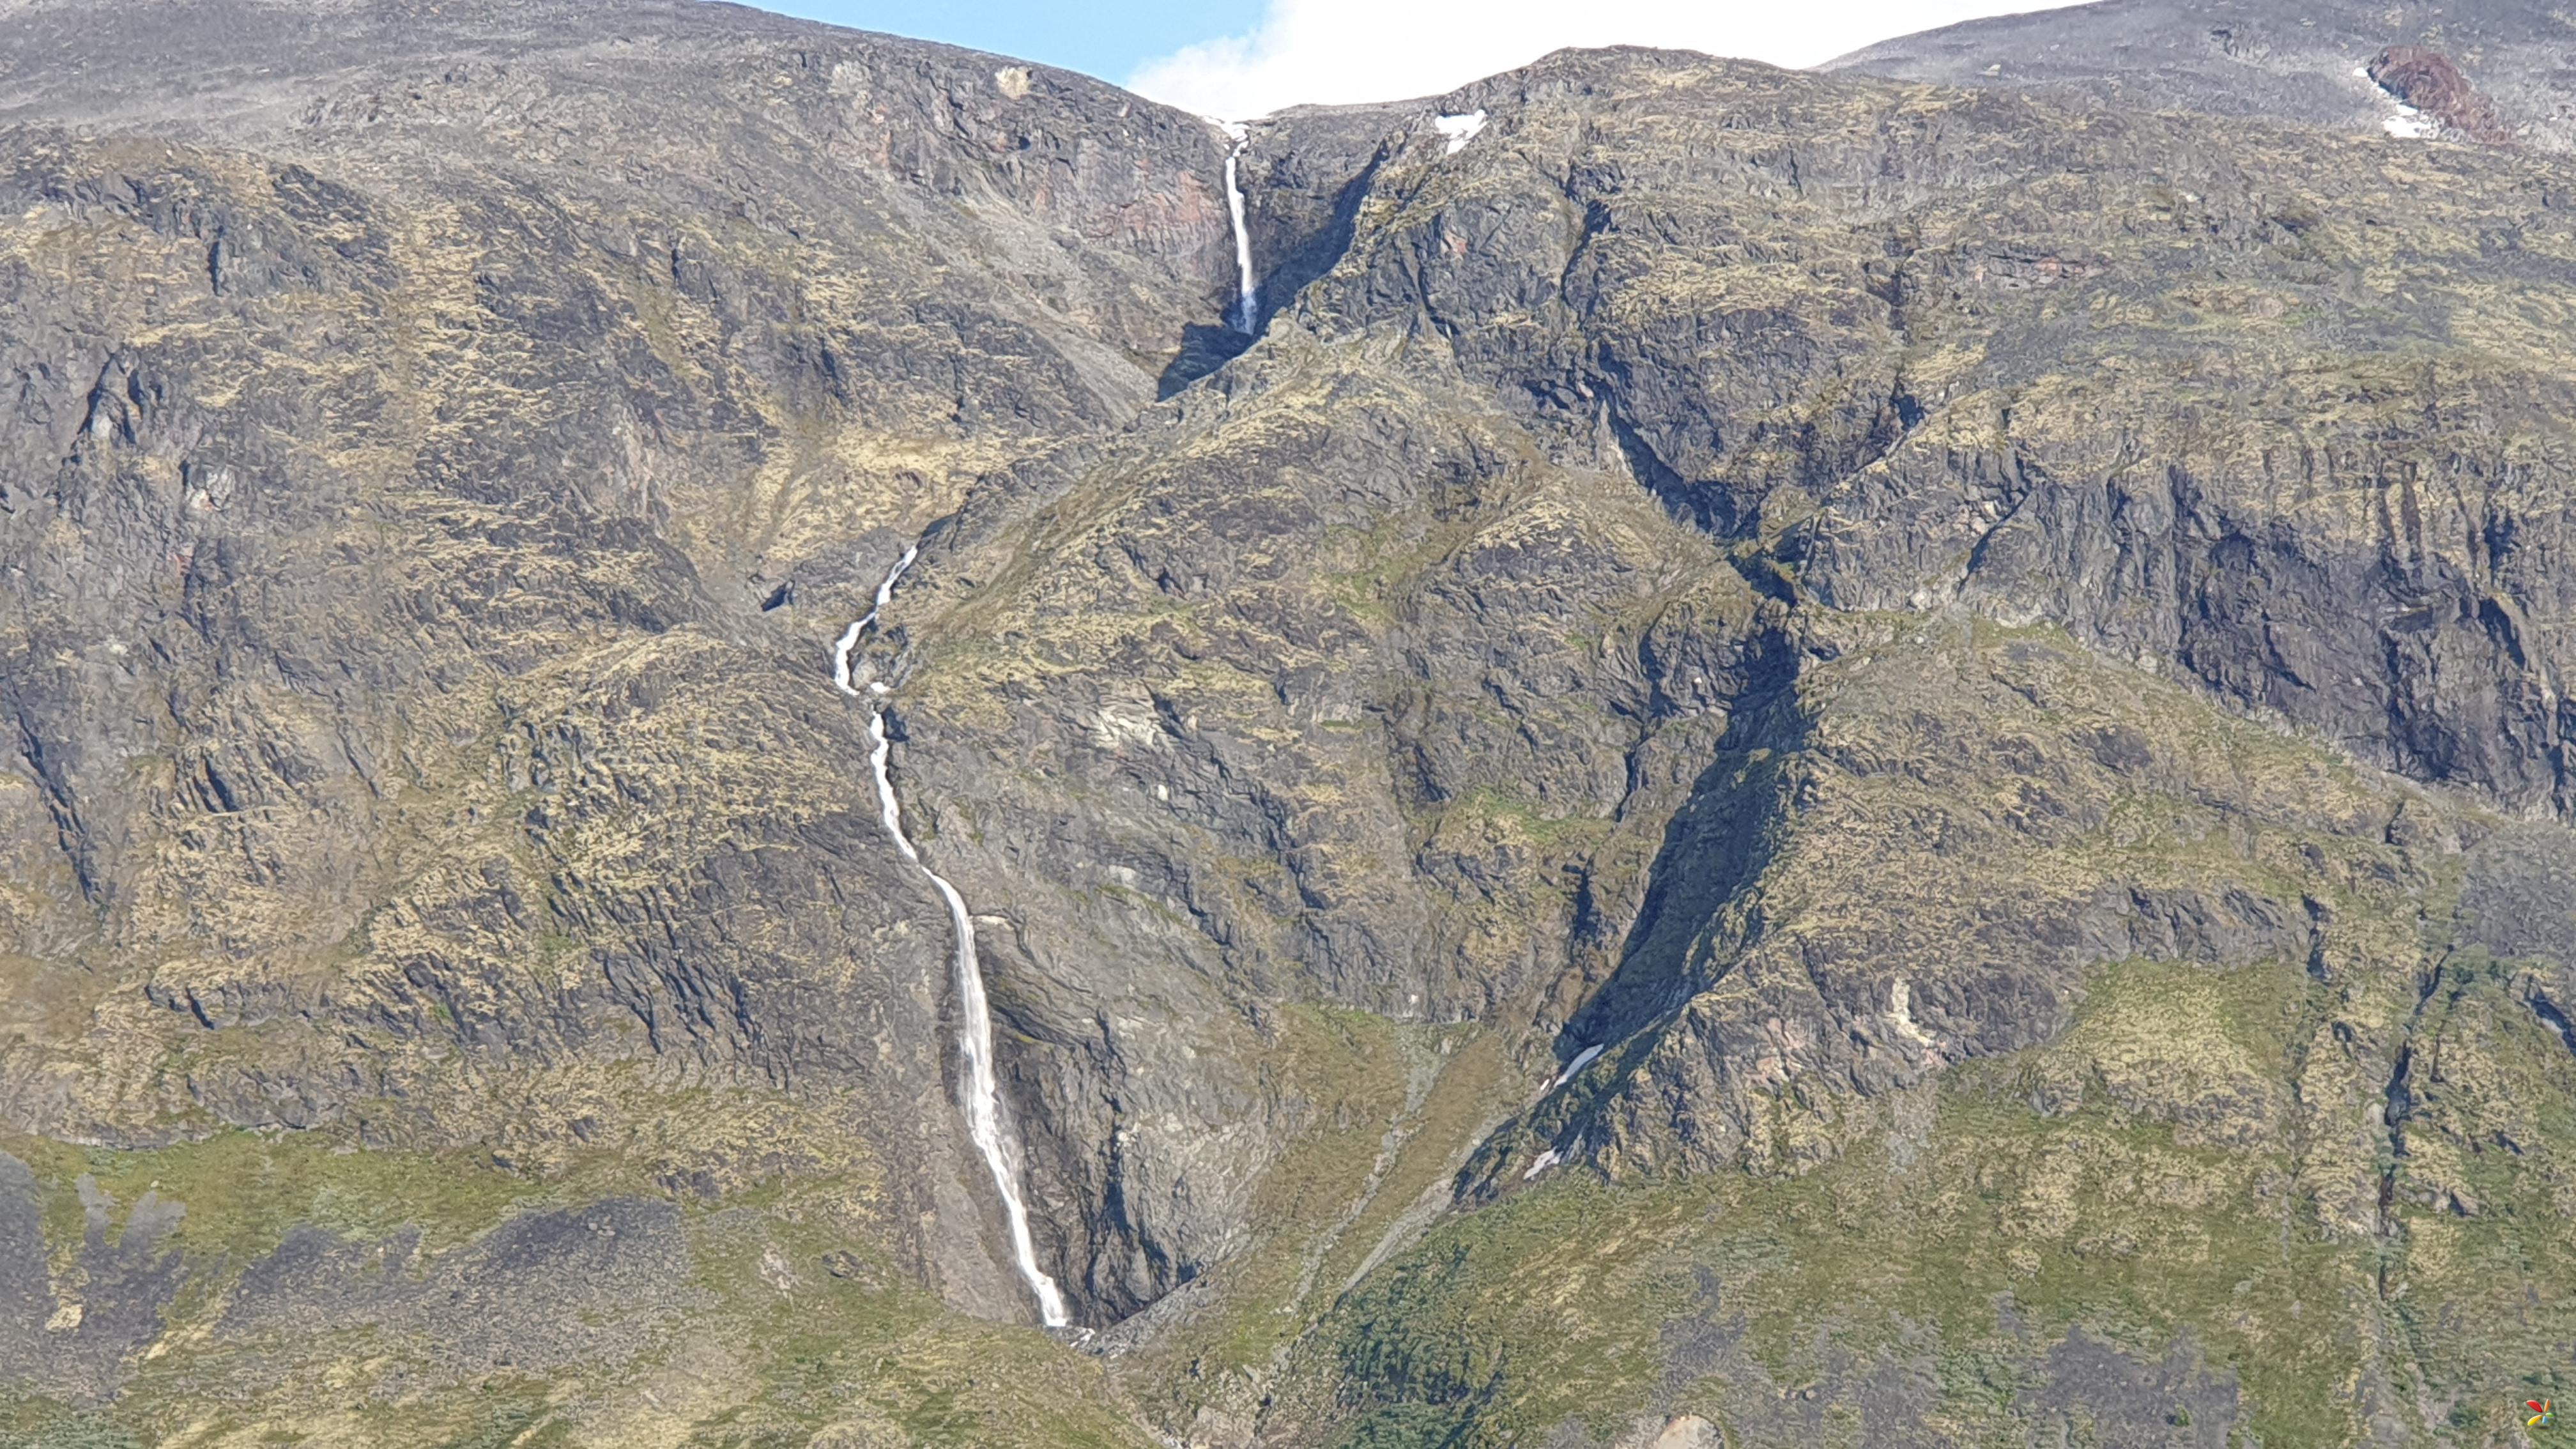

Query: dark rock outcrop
[6,1,2576,1443]
[1833,0,2572,151]
[2368,45,2516,146]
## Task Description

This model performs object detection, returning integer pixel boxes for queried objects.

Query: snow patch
[1434,109,1487,155]
[1552,1043,1603,1087]
[2358,64,2435,139]
[1522,1148,1561,1180]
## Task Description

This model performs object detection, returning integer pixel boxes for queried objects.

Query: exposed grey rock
[217,1198,703,1387]
[2463,824,2576,965]
[1832,0,2576,152]
[1,1,2575,1439]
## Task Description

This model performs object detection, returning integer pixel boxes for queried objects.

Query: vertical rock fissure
[1221,121,1259,332]
[2373,957,2444,1303]
[834,548,1073,1328]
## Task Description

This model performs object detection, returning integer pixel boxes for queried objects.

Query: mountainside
[1830,0,2576,150]
[7,1,2576,1445]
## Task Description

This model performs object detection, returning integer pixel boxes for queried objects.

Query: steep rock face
[0,0,1248,1333]
[1311,54,2576,819]
[1280,624,2508,1449]
[1832,0,2576,151]
[9,0,2576,1443]
[878,46,2576,1316]
[1492,619,2420,1179]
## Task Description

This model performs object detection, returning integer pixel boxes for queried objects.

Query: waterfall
[831,544,915,698]
[1220,121,1259,333]
[836,549,1073,1329]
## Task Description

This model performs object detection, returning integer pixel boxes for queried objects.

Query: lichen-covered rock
[7,0,2576,1444]
[1834,0,2569,151]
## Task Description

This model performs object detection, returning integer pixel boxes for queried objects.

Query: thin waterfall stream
[1220,120,1259,332]
[833,548,1073,1328]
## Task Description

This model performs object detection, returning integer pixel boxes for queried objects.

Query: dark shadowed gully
[4,0,2576,1443]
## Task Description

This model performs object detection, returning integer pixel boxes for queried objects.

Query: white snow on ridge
[1435,109,1487,155]
[1522,1147,1561,1181]
[2355,65,2434,141]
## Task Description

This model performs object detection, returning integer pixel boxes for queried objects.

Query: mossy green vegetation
[1305,942,2576,1448]
[1250,618,2566,1448]
[0,1123,1156,1448]
[12,7,2576,1444]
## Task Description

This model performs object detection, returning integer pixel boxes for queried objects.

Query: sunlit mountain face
[3,1,2575,1443]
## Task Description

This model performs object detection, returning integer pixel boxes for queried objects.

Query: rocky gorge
[4,0,2576,1444]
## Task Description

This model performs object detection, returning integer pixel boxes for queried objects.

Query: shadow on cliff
[1156,323,1253,399]
[1559,626,1811,1064]
[1156,121,1396,401]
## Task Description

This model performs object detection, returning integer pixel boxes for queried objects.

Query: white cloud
[1126,0,2082,118]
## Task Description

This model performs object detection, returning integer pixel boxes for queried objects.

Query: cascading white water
[836,548,1072,1329]
[1220,121,1259,333]
[831,544,916,698]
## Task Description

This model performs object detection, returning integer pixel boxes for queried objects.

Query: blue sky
[748,0,1266,86]
[744,1,2082,119]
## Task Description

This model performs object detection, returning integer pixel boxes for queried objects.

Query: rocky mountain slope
[1830,0,2576,150]
[6,0,2576,1445]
